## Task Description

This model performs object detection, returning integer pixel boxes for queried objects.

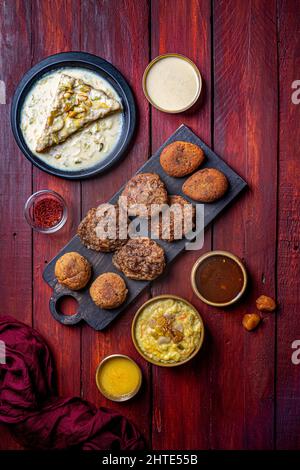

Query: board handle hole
[56,295,79,316]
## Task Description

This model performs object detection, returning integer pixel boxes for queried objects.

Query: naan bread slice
[36,74,121,152]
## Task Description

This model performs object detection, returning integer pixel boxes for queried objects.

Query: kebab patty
[78,204,128,252]
[182,168,229,202]
[160,141,205,177]
[112,237,165,281]
[55,251,91,290]
[119,173,168,217]
[90,272,128,309]
[152,195,196,242]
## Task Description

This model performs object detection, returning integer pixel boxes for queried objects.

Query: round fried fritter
[90,272,128,309]
[112,237,165,281]
[182,168,229,202]
[55,251,91,290]
[152,195,196,242]
[78,204,128,252]
[256,295,276,312]
[160,141,205,177]
[119,173,168,217]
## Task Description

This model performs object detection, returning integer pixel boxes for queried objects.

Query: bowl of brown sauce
[191,251,247,307]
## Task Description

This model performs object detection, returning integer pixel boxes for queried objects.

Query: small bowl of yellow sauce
[96,354,142,402]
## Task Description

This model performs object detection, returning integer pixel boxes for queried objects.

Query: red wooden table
[0,0,299,450]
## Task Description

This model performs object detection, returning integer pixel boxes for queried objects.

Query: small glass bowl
[24,189,68,233]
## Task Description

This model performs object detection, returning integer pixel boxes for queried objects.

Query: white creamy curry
[20,67,123,171]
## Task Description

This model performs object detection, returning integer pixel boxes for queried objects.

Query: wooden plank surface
[150,0,213,450]
[276,0,300,450]
[80,0,152,443]
[31,0,82,400]
[212,0,278,449]
[0,0,32,450]
[0,0,299,452]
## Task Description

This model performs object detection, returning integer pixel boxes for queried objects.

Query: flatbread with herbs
[36,74,121,152]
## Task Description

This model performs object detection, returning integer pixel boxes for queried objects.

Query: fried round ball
[90,273,128,309]
[55,252,91,290]
[119,173,168,217]
[112,237,165,281]
[242,313,261,331]
[160,141,205,177]
[152,195,196,242]
[256,295,276,312]
[78,204,128,252]
[182,168,229,202]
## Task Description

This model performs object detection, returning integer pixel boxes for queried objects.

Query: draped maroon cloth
[0,316,144,450]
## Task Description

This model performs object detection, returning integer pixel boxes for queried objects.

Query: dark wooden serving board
[43,124,247,330]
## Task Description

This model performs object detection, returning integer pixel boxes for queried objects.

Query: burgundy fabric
[0,316,145,450]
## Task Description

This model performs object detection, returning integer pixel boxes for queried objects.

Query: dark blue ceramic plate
[11,52,136,179]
